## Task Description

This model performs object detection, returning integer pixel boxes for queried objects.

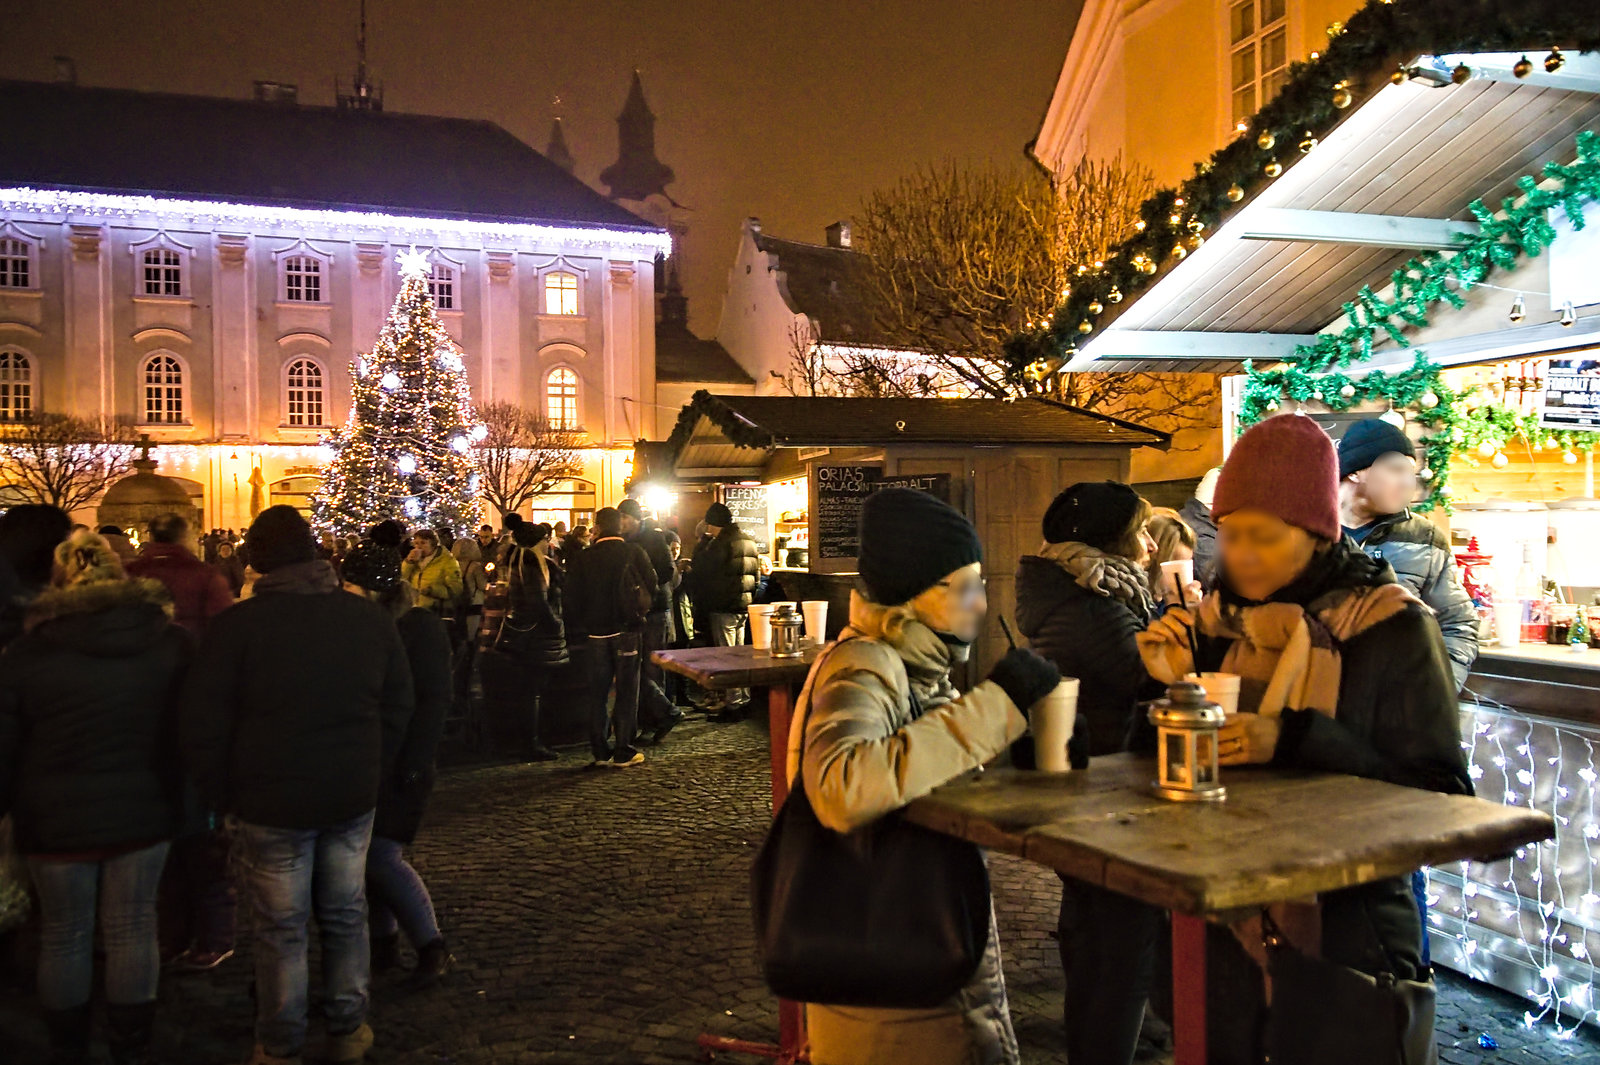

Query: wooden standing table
[653,643,823,1064]
[905,755,1556,1065]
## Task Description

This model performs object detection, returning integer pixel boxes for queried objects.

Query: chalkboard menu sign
[813,465,882,562]
[721,485,771,555]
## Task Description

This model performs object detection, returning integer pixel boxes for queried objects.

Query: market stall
[1004,9,1600,1026]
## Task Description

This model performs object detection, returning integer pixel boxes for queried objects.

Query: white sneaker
[612,750,646,768]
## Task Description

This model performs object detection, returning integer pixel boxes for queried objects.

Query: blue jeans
[28,841,171,1010]
[366,835,440,949]
[236,811,374,1056]
[582,632,641,761]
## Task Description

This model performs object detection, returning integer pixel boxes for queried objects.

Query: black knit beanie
[512,521,552,547]
[367,519,406,549]
[1042,482,1143,550]
[245,505,318,574]
[341,540,403,592]
[1337,418,1416,480]
[705,502,733,527]
[857,487,982,606]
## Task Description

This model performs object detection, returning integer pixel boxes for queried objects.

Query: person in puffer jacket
[786,488,1060,1065]
[1336,418,1479,689]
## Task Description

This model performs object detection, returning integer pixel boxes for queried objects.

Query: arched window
[544,271,579,315]
[0,350,31,421]
[283,256,323,302]
[0,237,34,289]
[546,367,579,429]
[428,263,455,310]
[143,354,185,424]
[141,247,183,297]
[285,358,325,427]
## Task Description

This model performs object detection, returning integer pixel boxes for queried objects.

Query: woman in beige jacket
[785,488,1061,1065]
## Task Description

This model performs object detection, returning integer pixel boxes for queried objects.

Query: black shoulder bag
[750,639,991,1009]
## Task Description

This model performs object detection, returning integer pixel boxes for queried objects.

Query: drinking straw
[998,616,1018,651]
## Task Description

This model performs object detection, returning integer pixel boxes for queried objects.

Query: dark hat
[1337,418,1417,480]
[367,518,406,548]
[617,498,644,520]
[341,540,403,593]
[1215,415,1341,541]
[512,521,552,547]
[245,505,318,574]
[857,487,982,606]
[503,512,525,528]
[705,502,733,527]
[1042,482,1143,550]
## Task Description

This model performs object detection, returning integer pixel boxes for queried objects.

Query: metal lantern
[1148,681,1227,802]
[769,604,804,658]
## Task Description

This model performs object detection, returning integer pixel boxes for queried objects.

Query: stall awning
[662,391,1169,478]
[1066,51,1600,375]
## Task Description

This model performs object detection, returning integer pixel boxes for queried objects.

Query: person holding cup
[788,488,1059,1065]
[1135,413,1471,1058]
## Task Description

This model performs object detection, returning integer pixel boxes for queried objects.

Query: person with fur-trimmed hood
[0,529,190,1065]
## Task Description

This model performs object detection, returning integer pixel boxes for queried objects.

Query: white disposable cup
[748,604,775,650]
[802,600,829,641]
[1494,597,1522,648]
[1160,559,1196,603]
[1030,679,1081,773]
[1184,671,1241,716]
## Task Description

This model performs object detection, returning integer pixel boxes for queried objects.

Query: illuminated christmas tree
[311,249,485,535]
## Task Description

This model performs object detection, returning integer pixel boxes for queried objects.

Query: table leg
[694,684,806,1063]
[1172,912,1208,1065]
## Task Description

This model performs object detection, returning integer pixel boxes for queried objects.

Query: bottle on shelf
[1516,542,1548,644]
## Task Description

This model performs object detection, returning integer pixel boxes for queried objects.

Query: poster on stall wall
[1540,357,1600,432]
[1548,200,1600,310]
[720,485,771,555]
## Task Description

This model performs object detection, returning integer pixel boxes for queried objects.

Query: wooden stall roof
[1064,50,1600,375]
[662,391,1170,478]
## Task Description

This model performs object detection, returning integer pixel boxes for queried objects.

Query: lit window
[285,358,325,427]
[0,238,33,289]
[428,263,455,310]
[283,256,323,302]
[0,350,31,421]
[544,271,579,315]
[1229,0,1289,128]
[142,247,183,297]
[143,354,185,424]
[546,367,578,428]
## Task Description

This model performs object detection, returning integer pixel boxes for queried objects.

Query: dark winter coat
[211,552,246,598]
[1194,543,1472,982]
[179,560,415,831]
[502,547,569,669]
[1014,555,1164,758]
[0,579,189,855]
[127,542,235,637]
[565,536,658,638]
[687,524,759,617]
[1178,497,1218,591]
[374,607,453,844]
[630,522,676,614]
[1348,509,1479,689]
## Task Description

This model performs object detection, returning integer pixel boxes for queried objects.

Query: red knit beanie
[1213,414,1341,541]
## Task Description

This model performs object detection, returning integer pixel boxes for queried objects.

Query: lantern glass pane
[1196,733,1216,783]
[1164,733,1190,786]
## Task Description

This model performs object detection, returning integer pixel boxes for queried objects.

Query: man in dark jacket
[127,512,234,637]
[619,498,683,743]
[686,502,758,717]
[1337,417,1479,689]
[180,506,413,1065]
[565,507,660,767]
[1178,467,1220,591]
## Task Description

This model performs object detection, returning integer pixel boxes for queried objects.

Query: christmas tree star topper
[396,246,431,279]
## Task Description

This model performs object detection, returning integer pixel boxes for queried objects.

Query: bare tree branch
[0,413,138,513]
[473,401,585,517]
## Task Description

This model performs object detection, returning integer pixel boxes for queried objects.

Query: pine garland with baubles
[311,249,486,535]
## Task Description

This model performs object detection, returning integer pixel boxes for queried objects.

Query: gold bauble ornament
[1332,84,1353,109]
[1391,66,1409,85]
[1419,392,1439,410]
[1513,55,1534,79]
[1419,467,1433,482]
[1298,133,1319,154]
[1477,439,1498,458]
[1452,63,1472,85]
[1087,300,1104,316]
[1340,384,1357,399]
[1187,218,1206,233]
[1326,20,1345,37]
[1491,452,1510,469]
[1546,48,1566,74]
[1187,234,1205,250]
[1077,320,1093,335]
[1226,184,1245,202]
[1564,450,1580,465]
[1171,245,1188,261]
[1107,287,1123,303]
[1256,130,1276,151]
[1311,390,1324,402]
[1264,159,1283,178]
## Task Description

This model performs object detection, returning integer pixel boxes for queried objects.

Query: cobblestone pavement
[2,715,1596,1063]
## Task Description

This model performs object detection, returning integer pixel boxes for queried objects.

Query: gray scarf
[1036,540,1157,618]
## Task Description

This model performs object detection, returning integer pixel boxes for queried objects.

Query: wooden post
[1172,913,1208,1065]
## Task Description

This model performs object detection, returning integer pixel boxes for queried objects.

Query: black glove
[986,647,1061,715]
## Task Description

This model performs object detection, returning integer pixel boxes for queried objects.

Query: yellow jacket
[402,548,463,611]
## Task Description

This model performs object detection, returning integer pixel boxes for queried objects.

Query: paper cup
[1494,597,1522,648]
[748,604,775,650]
[1160,558,1196,603]
[1030,678,1081,773]
[802,600,829,641]
[1184,671,1240,716]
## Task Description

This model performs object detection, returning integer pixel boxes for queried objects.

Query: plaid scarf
[1036,540,1157,619]
[1192,581,1416,719]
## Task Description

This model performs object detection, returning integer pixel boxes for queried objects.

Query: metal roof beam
[1429,52,1600,96]
[1234,207,1480,249]
[1358,315,1600,373]
[1067,329,1318,370]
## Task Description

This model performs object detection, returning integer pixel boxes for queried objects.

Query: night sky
[3,0,1081,335]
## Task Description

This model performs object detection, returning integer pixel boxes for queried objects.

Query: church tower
[545,117,576,174]
[599,71,675,206]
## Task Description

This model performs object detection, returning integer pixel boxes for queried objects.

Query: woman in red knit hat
[1137,413,1471,1060]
